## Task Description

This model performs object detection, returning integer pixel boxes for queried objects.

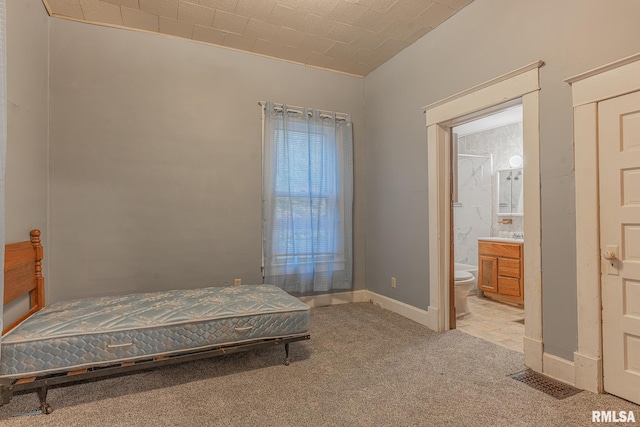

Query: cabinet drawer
[478,241,521,259]
[498,258,521,278]
[498,277,521,297]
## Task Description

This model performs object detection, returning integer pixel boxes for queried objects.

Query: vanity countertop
[478,237,524,244]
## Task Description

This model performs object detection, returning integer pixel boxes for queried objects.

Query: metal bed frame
[0,334,309,414]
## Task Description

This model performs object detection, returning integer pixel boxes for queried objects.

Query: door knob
[603,245,619,276]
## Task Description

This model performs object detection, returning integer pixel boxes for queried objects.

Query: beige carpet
[0,302,637,426]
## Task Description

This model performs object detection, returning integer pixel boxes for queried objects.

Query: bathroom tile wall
[454,155,492,265]
[454,122,526,265]
[459,121,523,170]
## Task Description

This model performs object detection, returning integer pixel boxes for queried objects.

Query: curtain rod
[258,101,349,120]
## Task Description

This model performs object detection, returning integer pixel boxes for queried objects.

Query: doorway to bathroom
[424,61,543,372]
[449,104,525,352]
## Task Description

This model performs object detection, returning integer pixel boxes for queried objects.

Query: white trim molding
[574,351,602,393]
[298,290,431,327]
[524,337,544,373]
[521,90,543,353]
[367,290,430,326]
[423,61,544,115]
[427,123,450,332]
[425,306,441,332]
[567,52,640,394]
[423,62,545,377]
[572,102,603,394]
[423,61,543,126]
[543,353,576,386]
[565,53,640,106]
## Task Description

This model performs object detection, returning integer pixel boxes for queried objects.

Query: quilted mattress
[0,285,310,378]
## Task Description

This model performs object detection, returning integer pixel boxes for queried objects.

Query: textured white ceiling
[42,0,474,76]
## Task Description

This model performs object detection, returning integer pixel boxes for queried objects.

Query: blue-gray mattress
[0,285,310,378]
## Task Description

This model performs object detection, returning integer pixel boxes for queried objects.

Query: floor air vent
[507,369,582,400]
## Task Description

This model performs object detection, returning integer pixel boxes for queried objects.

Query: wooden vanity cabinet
[478,240,524,306]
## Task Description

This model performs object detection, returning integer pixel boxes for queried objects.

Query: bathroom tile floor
[456,295,525,353]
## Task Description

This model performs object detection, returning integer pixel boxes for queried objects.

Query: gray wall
[363,0,640,361]
[48,19,365,302]
[6,0,48,244]
[4,0,49,322]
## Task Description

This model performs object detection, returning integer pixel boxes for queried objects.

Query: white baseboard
[574,351,603,393]
[366,291,430,327]
[297,290,465,333]
[543,352,575,385]
[524,336,544,372]
[298,290,368,308]
[300,290,435,330]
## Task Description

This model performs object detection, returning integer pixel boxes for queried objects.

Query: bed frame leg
[0,379,13,406]
[284,343,290,366]
[37,386,53,414]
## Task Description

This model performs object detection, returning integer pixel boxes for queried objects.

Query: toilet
[454,270,476,317]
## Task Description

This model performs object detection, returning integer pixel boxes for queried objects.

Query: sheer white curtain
[0,0,7,343]
[262,102,353,294]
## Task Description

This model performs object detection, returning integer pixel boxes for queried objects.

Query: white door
[599,90,640,405]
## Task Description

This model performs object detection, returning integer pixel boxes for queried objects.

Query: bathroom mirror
[497,168,523,216]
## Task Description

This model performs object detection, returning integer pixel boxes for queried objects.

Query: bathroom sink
[478,237,524,243]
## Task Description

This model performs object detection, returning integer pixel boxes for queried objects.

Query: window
[262,102,353,294]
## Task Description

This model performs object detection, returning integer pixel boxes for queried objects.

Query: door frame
[567,52,640,393]
[423,61,545,372]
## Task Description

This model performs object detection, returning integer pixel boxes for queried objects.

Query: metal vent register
[508,369,582,399]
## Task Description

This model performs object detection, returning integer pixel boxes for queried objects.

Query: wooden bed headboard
[3,229,45,335]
